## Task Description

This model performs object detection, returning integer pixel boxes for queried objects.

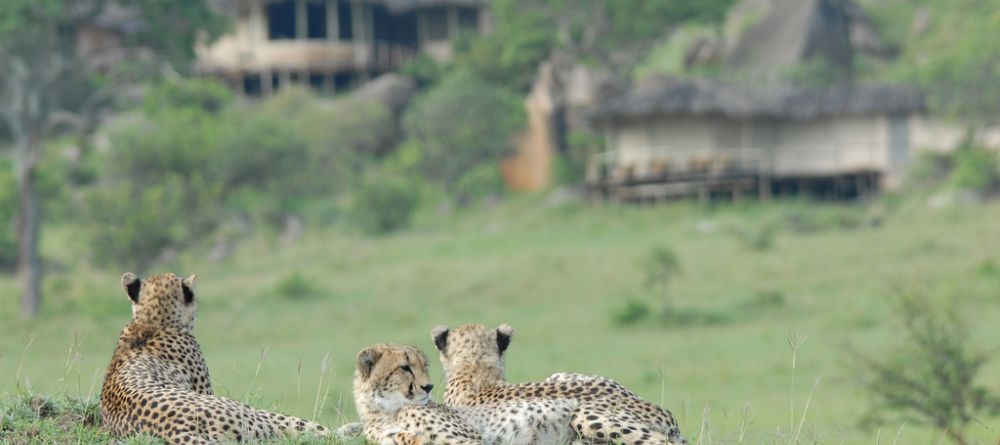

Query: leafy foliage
[401,71,525,191]
[865,0,1000,123]
[452,0,735,91]
[854,288,1000,444]
[643,246,682,309]
[351,173,422,235]
[948,145,1000,192]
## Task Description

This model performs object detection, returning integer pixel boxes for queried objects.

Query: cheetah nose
[421,384,434,393]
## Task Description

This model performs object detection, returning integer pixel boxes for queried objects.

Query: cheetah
[431,324,687,445]
[353,343,481,445]
[100,272,330,444]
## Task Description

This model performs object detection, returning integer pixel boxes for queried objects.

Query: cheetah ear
[181,274,196,305]
[431,325,450,354]
[356,347,383,380]
[496,324,513,355]
[122,272,141,303]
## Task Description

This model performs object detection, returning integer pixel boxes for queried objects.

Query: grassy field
[1,196,999,444]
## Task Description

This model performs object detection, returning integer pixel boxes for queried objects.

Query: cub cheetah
[431,324,687,445]
[353,343,481,445]
[100,272,330,444]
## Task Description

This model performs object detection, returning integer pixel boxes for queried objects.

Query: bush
[81,176,223,272]
[611,298,652,326]
[401,71,526,192]
[642,246,682,309]
[727,221,779,251]
[273,273,322,300]
[143,78,233,115]
[853,288,1000,444]
[352,173,422,235]
[948,145,1000,192]
[452,163,505,206]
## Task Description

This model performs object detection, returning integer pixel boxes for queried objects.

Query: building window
[337,0,353,40]
[267,0,297,40]
[306,0,328,39]
[458,7,478,32]
[425,7,448,41]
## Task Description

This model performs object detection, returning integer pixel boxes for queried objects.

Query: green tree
[868,0,1000,127]
[643,246,682,310]
[454,0,736,91]
[0,0,226,316]
[854,288,1000,445]
[401,71,526,193]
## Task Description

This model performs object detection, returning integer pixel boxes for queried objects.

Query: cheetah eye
[400,365,412,374]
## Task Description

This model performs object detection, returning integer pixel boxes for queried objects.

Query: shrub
[555,130,601,184]
[143,78,233,115]
[853,288,1000,444]
[727,221,779,251]
[273,273,322,300]
[948,145,1000,192]
[401,71,526,192]
[352,173,422,234]
[452,163,505,206]
[642,246,682,310]
[611,298,652,326]
[81,176,223,272]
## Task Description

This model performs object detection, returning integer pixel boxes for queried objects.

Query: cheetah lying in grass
[431,323,688,445]
[100,272,330,444]
[353,343,480,445]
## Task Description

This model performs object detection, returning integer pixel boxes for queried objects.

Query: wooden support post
[295,0,307,39]
[327,0,339,41]
[446,6,459,39]
[262,69,274,96]
[351,1,366,67]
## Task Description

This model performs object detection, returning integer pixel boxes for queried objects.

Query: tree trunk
[15,128,42,318]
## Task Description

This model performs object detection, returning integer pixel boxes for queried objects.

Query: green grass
[2,197,1000,444]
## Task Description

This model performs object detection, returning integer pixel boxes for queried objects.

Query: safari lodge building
[195,0,487,95]
[588,78,929,201]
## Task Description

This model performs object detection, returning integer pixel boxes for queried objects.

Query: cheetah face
[354,344,435,415]
[121,272,198,331]
[430,323,513,378]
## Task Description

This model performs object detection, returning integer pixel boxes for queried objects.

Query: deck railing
[587,140,889,187]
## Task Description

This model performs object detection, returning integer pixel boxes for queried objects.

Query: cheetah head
[353,344,435,418]
[430,323,513,380]
[120,272,198,331]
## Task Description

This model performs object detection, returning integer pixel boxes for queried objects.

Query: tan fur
[433,324,687,445]
[353,344,480,445]
[100,272,329,444]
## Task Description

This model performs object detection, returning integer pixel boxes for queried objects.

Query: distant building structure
[196,0,488,95]
[588,78,927,201]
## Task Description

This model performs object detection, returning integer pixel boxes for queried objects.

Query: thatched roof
[592,78,925,122]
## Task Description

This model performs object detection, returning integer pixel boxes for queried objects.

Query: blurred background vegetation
[2,0,1000,444]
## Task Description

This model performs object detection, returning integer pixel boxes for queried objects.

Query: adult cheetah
[431,323,687,445]
[353,343,480,445]
[100,272,330,444]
